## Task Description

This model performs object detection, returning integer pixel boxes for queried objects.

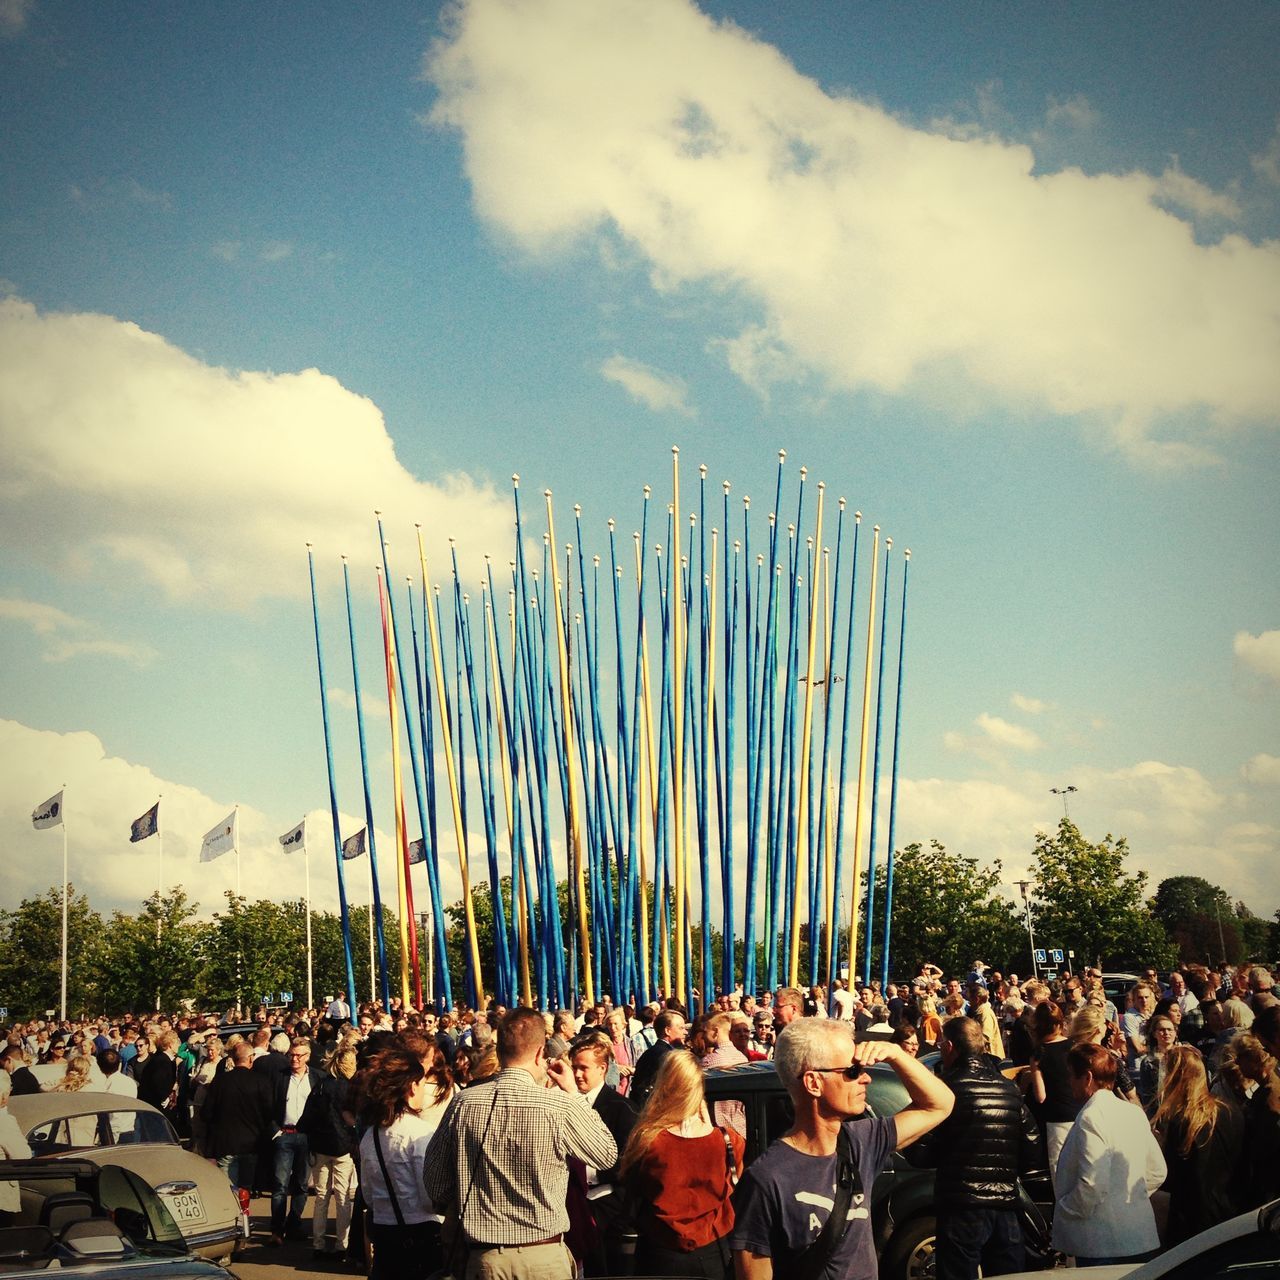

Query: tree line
[2,819,1275,1018]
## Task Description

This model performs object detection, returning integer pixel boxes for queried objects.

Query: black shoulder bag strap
[794,1126,861,1280]
[372,1125,406,1228]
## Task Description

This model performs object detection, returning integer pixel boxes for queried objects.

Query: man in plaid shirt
[426,1008,618,1280]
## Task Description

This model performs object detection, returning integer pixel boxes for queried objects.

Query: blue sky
[2,0,1278,933]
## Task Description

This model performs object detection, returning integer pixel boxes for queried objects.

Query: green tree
[859,841,1026,982]
[1234,901,1271,962]
[1032,821,1175,971]
[1150,875,1240,965]
[0,885,106,1017]
[97,887,208,1013]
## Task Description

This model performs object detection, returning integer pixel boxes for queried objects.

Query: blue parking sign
[1035,949,1047,965]
[1051,949,1064,964]
[279,991,293,1004]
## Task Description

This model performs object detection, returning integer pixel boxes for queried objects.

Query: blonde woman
[301,1046,360,1258]
[1069,1006,1139,1104]
[1151,1045,1242,1243]
[916,993,942,1049]
[189,1036,224,1155]
[621,1049,744,1278]
[50,1057,97,1146]
[1220,1034,1280,1207]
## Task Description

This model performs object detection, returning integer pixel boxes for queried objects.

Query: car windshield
[26,1109,177,1154]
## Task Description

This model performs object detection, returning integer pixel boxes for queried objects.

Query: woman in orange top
[621,1049,744,1278]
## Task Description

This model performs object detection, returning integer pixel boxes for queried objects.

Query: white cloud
[600,354,695,416]
[0,297,514,606]
[210,240,242,262]
[1235,629,1280,684]
[0,595,156,664]
[1010,692,1049,714]
[426,0,1280,465]
[259,241,294,263]
[1151,162,1241,222]
[897,758,1278,918]
[1045,94,1101,132]
[0,718,465,918]
[947,711,1042,755]
[1242,753,1280,786]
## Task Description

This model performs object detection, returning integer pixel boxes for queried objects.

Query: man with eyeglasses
[732,1019,953,1279]
[268,1038,323,1245]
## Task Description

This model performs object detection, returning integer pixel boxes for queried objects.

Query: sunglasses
[810,1064,865,1081]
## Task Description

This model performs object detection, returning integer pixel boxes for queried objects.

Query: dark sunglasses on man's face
[810,1064,864,1081]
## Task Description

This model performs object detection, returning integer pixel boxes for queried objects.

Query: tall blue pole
[342,558,390,1010]
[880,550,910,992]
[306,546,357,1011]
[862,539,893,986]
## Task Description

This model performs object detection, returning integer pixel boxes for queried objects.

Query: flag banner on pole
[341,828,367,861]
[130,802,159,843]
[200,810,238,863]
[408,838,425,866]
[32,790,64,830]
[279,820,305,852]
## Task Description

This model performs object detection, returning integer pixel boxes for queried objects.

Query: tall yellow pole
[847,525,880,981]
[416,529,485,1009]
[544,491,593,1004]
[790,477,824,986]
[820,539,835,981]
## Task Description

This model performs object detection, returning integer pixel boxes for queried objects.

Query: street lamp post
[1050,785,1078,819]
[1016,879,1039,980]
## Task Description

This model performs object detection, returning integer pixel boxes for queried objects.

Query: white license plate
[161,1190,207,1225]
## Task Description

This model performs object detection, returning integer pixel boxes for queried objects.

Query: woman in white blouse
[1052,1042,1167,1267]
[356,1046,446,1280]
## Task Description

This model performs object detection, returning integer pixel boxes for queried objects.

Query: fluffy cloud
[0,0,33,37]
[600,354,695,416]
[1234,628,1280,684]
[897,758,1277,917]
[1242,753,1280,786]
[0,297,514,606]
[426,0,1280,464]
[0,718,466,917]
[945,711,1042,754]
[0,595,155,664]
[1010,692,1049,715]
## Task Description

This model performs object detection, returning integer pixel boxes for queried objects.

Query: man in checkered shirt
[425,1007,618,1279]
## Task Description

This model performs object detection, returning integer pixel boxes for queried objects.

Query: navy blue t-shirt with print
[731,1115,897,1280]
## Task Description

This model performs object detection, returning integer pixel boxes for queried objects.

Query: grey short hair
[774,1020,853,1095]
[270,1032,291,1053]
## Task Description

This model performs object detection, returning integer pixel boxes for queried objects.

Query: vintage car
[703,1057,1056,1280]
[997,1196,1280,1279]
[0,1157,233,1279]
[8,1094,243,1262]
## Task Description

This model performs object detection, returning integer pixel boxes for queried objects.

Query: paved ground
[228,1195,363,1280]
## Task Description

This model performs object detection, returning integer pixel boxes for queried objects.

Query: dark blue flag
[130,801,159,842]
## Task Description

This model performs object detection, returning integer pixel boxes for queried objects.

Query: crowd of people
[1,957,1277,1278]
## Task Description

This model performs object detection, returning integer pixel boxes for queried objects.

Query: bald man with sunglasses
[732,1021,952,1280]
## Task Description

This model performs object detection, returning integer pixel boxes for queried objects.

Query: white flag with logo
[32,790,64,829]
[279,820,305,852]
[200,809,238,862]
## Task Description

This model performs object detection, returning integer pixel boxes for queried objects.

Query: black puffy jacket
[919,1056,1044,1209]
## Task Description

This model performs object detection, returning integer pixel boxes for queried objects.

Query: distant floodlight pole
[1050,785,1077,819]
[1016,878,1039,980]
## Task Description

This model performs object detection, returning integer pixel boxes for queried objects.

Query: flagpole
[60,783,68,1021]
[156,794,163,1013]
[304,824,314,1011]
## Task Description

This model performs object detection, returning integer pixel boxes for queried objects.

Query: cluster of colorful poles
[307,449,911,1015]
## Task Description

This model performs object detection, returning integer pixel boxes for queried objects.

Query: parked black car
[703,1058,1056,1280]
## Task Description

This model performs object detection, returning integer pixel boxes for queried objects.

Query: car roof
[9,1091,158,1122]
